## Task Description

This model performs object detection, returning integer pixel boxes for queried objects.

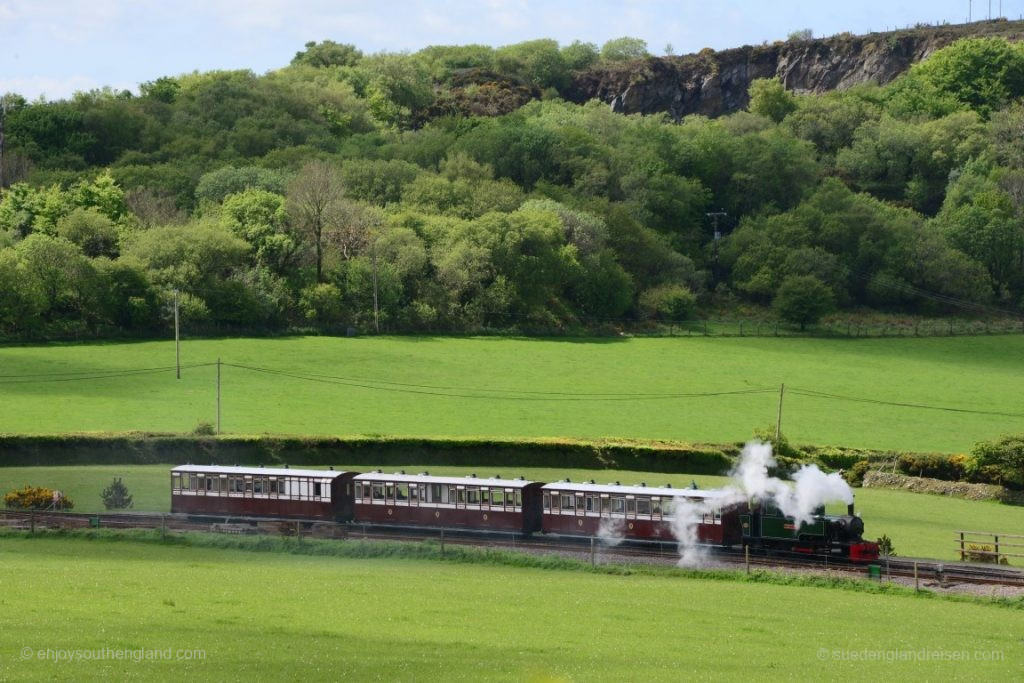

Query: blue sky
[1,0,1016,100]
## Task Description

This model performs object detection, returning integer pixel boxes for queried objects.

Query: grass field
[0,535,1018,681]
[0,335,1022,452]
[3,464,1022,561]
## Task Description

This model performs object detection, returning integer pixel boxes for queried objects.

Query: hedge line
[0,433,738,474]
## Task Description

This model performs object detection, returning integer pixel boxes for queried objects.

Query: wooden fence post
[959,531,965,561]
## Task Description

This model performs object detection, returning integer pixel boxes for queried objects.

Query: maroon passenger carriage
[171,465,356,520]
[352,471,543,533]
[541,480,744,546]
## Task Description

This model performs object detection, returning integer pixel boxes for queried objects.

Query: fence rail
[956,530,1024,562]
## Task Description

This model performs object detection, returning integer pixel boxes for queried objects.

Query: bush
[773,275,834,330]
[876,535,895,557]
[3,485,74,510]
[101,477,134,510]
[970,435,1024,488]
[638,284,697,321]
[966,543,1008,565]
[896,453,971,481]
[193,421,216,436]
[844,460,872,487]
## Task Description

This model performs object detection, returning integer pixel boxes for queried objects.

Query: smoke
[671,440,855,567]
[597,517,625,546]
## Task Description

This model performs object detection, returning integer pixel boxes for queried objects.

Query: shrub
[970,435,1024,488]
[876,534,896,557]
[638,284,697,321]
[844,460,872,487]
[101,477,134,510]
[3,485,74,510]
[966,543,1008,565]
[773,275,834,330]
[193,421,216,436]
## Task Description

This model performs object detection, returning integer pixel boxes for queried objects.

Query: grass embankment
[4,464,1022,561]
[0,534,1018,681]
[0,335,1021,451]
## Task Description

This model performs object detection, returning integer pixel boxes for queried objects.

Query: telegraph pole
[216,358,221,434]
[371,247,380,334]
[775,383,785,443]
[706,211,728,287]
[173,290,181,379]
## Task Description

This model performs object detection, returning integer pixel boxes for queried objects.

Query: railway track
[4,509,1022,588]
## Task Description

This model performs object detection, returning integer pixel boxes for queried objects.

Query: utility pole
[706,211,727,287]
[969,0,973,21]
[216,357,221,434]
[371,246,380,334]
[173,289,181,379]
[0,96,7,190]
[775,383,785,443]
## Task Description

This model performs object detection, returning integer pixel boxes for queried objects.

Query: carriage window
[492,489,504,507]
[585,495,596,512]
[269,479,278,495]
[652,498,662,515]
[626,498,636,515]
[576,495,585,512]
[636,498,651,515]
[662,499,674,517]
[372,484,384,500]
[481,488,489,505]
[253,478,264,494]
[313,481,322,498]
[601,497,611,513]
[515,490,522,507]
[611,497,625,515]
[206,477,218,493]
[448,485,457,504]
[543,493,551,511]
[397,483,409,501]
[409,485,418,502]
[467,488,479,505]
[172,474,181,491]
[457,488,466,505]
[385,483,394,502]
[560,494,575,511]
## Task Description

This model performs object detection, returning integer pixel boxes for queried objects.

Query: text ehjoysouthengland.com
[22,647,206,663]
[817,648,1004,663]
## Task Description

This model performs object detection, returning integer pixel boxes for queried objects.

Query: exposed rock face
[565,20,1024,120]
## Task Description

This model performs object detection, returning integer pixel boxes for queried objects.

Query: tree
[287,161,346,282]
[101,477,134,509]
[773,275,833,329]
[291,41,363,68]
[748,78,797,123]
[891,38,1024,118]
[600,37,649,61]
[560,41,599,70]
[55,207,119,258]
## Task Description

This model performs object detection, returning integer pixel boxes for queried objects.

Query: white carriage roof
[172,465,347,479]
[541,481,727,499]
[354,471,536,489]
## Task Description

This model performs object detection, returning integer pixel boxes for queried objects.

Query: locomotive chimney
[847,502,855,516]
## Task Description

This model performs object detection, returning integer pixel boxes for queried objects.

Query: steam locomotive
[170,465,879,562]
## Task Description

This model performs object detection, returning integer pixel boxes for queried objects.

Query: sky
[0,0,1018,100]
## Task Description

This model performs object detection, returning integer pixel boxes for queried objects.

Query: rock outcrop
[565,19,1024,120]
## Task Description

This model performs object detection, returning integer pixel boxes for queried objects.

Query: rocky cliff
[565,19,1024,120]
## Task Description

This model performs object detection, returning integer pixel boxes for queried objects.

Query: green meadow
[0,335,1022,452]
[0,535,1018,681]
[3,464,1022,561]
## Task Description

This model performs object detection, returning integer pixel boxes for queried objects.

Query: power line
[222,362,775,402]
[788,386,1024,419]
[0,363,214,384]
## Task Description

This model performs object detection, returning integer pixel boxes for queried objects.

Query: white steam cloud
[672,440,855,567]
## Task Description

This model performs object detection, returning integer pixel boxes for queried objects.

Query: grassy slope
[0,335,1021,452]
[4,464,1022,561]
[0,536,1018,681]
